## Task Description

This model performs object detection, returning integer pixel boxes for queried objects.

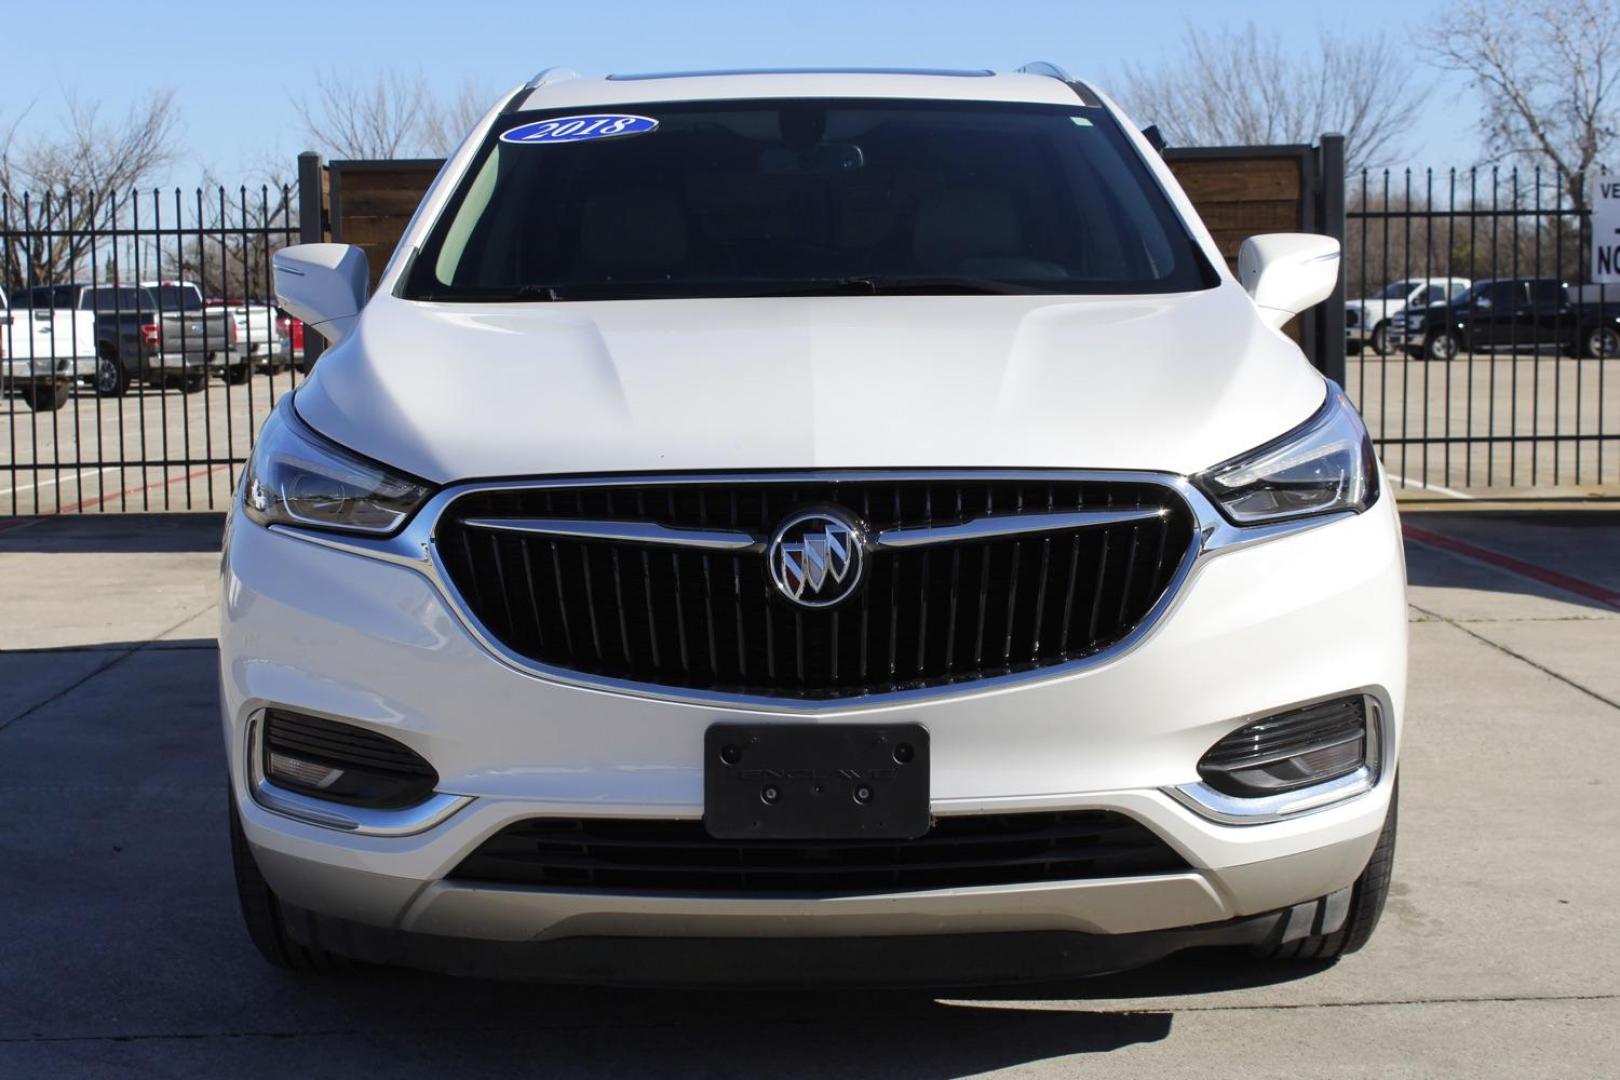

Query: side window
[1410,286,1437,306]
[1482,282,1522,308]
[1449,281,1469,299]
[1529,280,1565,305]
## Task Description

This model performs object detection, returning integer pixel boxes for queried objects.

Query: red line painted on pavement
[0,517,40,534]
[57,464,230,515]
[1402,523,1620,611]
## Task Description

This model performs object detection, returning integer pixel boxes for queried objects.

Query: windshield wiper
[781,277,1040,296]
[412,277,1041,302]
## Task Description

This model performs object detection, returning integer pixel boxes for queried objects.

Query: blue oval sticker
[500,114,659,146]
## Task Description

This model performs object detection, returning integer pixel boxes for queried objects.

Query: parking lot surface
[1,507,1617,1077]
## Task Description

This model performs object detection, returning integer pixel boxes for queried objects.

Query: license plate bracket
[703,723,930,840]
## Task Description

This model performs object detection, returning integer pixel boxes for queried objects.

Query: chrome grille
[434,476,1196,699]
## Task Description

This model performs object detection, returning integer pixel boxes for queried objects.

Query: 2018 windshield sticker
[500,114,659,145]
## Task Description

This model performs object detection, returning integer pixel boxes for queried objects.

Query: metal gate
[1345,167,1618,492]
[1,183,310,516]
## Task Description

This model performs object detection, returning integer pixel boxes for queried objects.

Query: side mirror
[1237,233,1341,330]
[272,243,370,345]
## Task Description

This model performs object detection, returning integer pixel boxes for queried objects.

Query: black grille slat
[436,478,1193,699]
[449,811,1187,895]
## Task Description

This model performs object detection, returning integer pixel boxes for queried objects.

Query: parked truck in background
[212,298,286,380]
[1387,277,1620,361]
[1344,277,1470,355]
[0,286,98,410]
[26,283,238,395]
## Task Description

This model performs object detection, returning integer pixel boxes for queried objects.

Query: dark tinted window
[147,284,203,311]
[1528,280,1566,305]
[407,99,1217,301]
[83,287,154,312]
[23,285,80,309]
[1475,281,1525,307]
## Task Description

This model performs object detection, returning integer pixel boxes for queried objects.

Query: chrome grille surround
[268,469,1355,711]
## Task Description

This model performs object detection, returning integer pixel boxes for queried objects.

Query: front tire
[229,794,352,973]
[1425,331,1460,362]
[1253,782,1398,962]
[222,362,252,386]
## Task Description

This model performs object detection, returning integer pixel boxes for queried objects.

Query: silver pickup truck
[26,282,240,396]
[1,286,98,410]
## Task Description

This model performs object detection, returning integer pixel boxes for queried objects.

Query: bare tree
[294,68,430,160]
[422,79,496,157]
[1430,0,1619,214]
[171,171,298,302]
[1119,24,1422,173]
[0,90,181,288]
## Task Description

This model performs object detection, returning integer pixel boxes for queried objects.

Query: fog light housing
[261,709,438,809]
[1197,695,1374,798]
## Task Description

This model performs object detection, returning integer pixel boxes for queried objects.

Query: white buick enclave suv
[226,65,1404,984]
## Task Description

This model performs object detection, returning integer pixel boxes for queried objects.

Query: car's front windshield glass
[404,98,1218,302]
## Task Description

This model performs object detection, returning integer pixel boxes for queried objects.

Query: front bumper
[220,482,1406,959]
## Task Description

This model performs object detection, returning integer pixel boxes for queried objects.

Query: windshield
[146,284,203,312]
[405,99,1217,302]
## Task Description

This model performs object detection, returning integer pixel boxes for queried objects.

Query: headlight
[242,399,433,534]
[1195,388,1378,524]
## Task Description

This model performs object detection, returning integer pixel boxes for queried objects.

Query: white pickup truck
[144,281,280,383]
[0,285,96,410]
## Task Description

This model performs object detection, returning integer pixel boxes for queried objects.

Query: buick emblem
[767,509,866,608]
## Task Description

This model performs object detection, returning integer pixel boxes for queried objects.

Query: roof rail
[1016,61,1072,82]
[500,67,580,115]
[525,66,581,90]
[1016,61,1102,107]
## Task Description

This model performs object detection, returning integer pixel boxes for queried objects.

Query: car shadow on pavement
[0,511,225,552]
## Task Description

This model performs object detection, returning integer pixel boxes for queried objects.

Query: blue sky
[6,0,1475,186]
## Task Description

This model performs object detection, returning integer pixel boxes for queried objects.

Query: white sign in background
[1595,171,1620,283]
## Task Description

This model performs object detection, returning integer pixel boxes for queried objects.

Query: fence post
[1317,133,1347,386]
[296,150,325,367]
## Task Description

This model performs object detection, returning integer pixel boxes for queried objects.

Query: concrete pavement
[1,509,1617,1077]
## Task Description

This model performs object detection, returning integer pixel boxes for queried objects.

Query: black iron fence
[5,164,1619,519]
[1345,166,1618,492]
[1,183,310,515]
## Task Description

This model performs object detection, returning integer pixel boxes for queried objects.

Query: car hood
[295,282,1327,485]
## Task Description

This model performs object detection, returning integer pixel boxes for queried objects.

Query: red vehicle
[276,309,309,371]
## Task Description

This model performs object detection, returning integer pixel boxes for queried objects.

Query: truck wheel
[1424,332,1459,362]
[95,350,130,398]
[175,372,208,394]
[21,382,71,411]
[222,362,253,386]
[229,793,353,973]
[1253,782,1398,962]
[1584,326,1619,359]
[1370,322,1390,356]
